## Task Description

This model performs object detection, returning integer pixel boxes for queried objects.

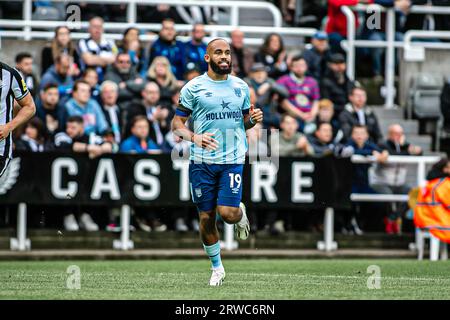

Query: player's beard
[209,59,232,75]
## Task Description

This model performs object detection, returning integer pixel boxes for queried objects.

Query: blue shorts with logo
[189,162,244,212]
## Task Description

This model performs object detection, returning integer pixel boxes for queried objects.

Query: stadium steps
[0,229,414,250]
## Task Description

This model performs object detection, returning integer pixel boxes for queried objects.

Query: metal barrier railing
[341,4,450,109]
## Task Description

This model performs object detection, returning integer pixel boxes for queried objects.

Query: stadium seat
[408,73,445,150]
[32,6,64,21]
[416,228,448,261]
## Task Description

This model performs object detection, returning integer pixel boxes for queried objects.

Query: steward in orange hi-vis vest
[414,159,450,243]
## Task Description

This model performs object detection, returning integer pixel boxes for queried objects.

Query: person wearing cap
[320,53,355,117]
[303,31,331,80]
[230,29,254,78]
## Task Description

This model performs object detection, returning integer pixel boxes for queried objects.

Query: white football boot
[209,267,226,286]
[234,202,250,240]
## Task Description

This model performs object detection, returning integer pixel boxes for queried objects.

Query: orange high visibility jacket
[414,177,450,243]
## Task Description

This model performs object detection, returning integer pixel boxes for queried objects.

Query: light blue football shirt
[179,73,251,164]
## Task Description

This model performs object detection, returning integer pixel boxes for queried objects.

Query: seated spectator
[41,26,80,76]
[126,83,170,148]
[245,63,287,129]
[78,16,118,82]
[184,62,202,81]
[146,56,180,107]
[116,27,145,73]
[277,55,320,129]
[278,114,314,157]
[303,31,331,80]
[339,86,383,143]
[320,53,355,117]
[39,53,74,103]
[104,52,145,104]
[184,23,208,74]
[35,83,67,135]
[313,99,345,143]
[15,52,38,98]
[148,18,185,80]
[54,115,112,231]
[254,33,288,79]
[120,116,162,154]
[370,123,422,234]
[82,67,101,103]
[14,117,54,152]
[307,122,342,156]
[64,80,109,135]
[100,81,124,145]
[230,29,254,79]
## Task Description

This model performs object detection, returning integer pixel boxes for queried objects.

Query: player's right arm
[0,69,36,141]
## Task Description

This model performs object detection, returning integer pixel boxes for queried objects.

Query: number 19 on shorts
[229,173,241,194]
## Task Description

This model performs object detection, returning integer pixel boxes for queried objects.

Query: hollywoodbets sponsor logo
[205,110,242,121]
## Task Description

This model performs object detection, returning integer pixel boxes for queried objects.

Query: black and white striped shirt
[0,61,29,159]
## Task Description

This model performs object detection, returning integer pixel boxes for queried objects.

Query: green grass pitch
[0,259,449,299]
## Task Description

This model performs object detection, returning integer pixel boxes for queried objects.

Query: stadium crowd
[3,0,448,236]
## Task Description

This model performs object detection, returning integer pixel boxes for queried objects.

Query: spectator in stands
[41,26,80,76]
[278,114,314,156]
[40,53,75,103]
[35,83,67,135]
[307,122,342,155]
[148,18,186,80]
[64,80,109,135]
[126,82,170,148]
[311,99,345,143]
[303,31,331,80]
[15,52,38,99]
[100,81,124,145]
[184,62,202,81]
[343,124,389,234]
[146,56,181,107]
[116,27,145,73]
[14,117,54,152]
[82,67,101,103]
[120,115,162,154]
[339,86,383,143]
[245,63,287,129]
[54,115,112,231]
[104,52,145,104]
[320,53,355,117]
[277,55,320,130]
[78,16,118,82]
[370,123,422,234]
[184,23,208,74]
[230,29,254,79]
[254,33,288,79]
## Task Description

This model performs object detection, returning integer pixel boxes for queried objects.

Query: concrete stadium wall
[399,49,450,108]
[0,39,49,75]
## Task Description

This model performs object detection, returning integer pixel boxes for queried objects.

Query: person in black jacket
[14,117,54,153]
[338,86,383,144]
[320,53,355,118]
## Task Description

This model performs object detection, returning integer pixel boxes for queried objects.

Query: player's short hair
[15,52,32,63]
[207,38,229,50]
[42,83,59,92]
[67,115,84,124]
[72,79,90,92]
[130,115,149,128]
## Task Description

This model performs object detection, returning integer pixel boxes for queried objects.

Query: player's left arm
[0,70,36,140]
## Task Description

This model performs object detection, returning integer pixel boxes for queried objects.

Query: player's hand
[0,124,12,141]
[193,132,219,151]
[249,104,263,124]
